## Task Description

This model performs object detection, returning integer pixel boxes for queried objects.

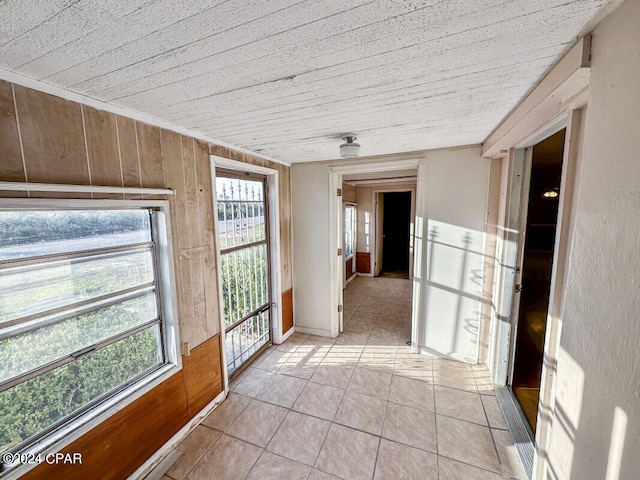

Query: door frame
[328,158,422,342]
[210,155,284,393]
[372,187,416,278]
[489,109,583,477]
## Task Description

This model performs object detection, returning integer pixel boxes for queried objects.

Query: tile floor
[159,277,526,480]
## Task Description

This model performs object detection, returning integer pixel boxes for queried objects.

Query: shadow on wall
[540,344,629,480]
[413,219,488,362]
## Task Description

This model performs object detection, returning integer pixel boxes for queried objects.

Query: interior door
[374,192,384,276]
[216,170,271,378]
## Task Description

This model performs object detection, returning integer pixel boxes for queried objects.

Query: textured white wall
[291,162,333,336]
[546,1,640,478]
[415,147,490,362]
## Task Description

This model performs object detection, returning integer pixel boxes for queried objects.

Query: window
[344,203,356,258]
[0,202,179,472]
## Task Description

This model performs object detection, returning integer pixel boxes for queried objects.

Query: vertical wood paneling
[277,163,293,291]
[0,80,24,182]
[182,136,207,347]
[13,86,88,185]
[282,288,294,334]
[356,252,371,273]
[342,182,356,203]
[116,115,141,188]
[195,140,220,337]
[83,106,122,197]
[136,121,164,188]
[161,130,195,343]
[183,335,223,416]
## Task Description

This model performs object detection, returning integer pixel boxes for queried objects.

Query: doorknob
[514,284,522,293]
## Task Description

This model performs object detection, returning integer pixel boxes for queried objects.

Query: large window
[0,202,179,472]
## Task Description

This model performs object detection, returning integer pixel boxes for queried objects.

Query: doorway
[215,169,272,378]
[510,129,566,433]
[377,191,411,278]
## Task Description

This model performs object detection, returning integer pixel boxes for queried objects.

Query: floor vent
[495,386,534,480]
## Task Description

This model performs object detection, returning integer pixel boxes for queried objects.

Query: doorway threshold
[495,387,534,479]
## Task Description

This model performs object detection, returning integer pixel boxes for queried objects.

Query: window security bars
[216,176,270,375]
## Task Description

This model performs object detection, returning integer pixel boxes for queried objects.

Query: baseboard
[293,326,333,337]
[129,389,227,480]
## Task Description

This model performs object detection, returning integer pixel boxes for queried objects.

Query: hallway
[158,278,526,479]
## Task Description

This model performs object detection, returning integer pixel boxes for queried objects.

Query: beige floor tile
[185,434,261,480]
[438,456,503,480]
[436,415,501,473]
[358,350,396,374]
[201,393,251,431]
[335,331,370,346]
[374,439,438,480]
[315,424,379,480]
[351,310,379,322]
[231,368,273,397]
[245,452,310,480]
[334,390,387,435]
[166,426,221,480]
[255,372,307,408]
[394,356,433,382]
[345,320,375,334]
[433,369,478,392]
[268,411,330,465]
[293,381,344,421]
[347,367,392,399]
[307,469,341,480]
[226,399,287,447]
[278,362,319,380]
[492,428,528,479]
[311,364,354,389]
[388,375,434,412]
[378,314,405,325]
[254,348,290,372]
[303,335,336,347]
[435,385,488,425]
[382,402,437,453]
[481,395,508,429]
[370,323,403,338]
[366,333,403,347]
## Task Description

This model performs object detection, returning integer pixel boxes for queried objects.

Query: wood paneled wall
[0,79,294,479]
[356,252,371,273]
[342,182,356,203]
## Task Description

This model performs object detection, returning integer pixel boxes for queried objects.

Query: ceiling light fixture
[543,189,559,198]
[339,133,360,158]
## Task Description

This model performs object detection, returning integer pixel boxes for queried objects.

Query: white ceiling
[0,0,612,163]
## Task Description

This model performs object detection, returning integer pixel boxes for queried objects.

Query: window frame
[0,198,181,478]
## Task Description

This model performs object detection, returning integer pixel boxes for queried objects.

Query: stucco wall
[545,1,640,478]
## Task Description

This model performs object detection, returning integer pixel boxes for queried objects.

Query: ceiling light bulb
[543,190,559,198]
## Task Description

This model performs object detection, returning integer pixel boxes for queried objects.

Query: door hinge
[337,248,343,256]
[338,305,343,313]
[337,188,342,197]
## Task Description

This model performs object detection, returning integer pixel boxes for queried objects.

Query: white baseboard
[294,326,334,337]
[129,389,227,480]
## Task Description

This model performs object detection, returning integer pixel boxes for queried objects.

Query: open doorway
[510,129,566,433]
[376,191,411,278]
